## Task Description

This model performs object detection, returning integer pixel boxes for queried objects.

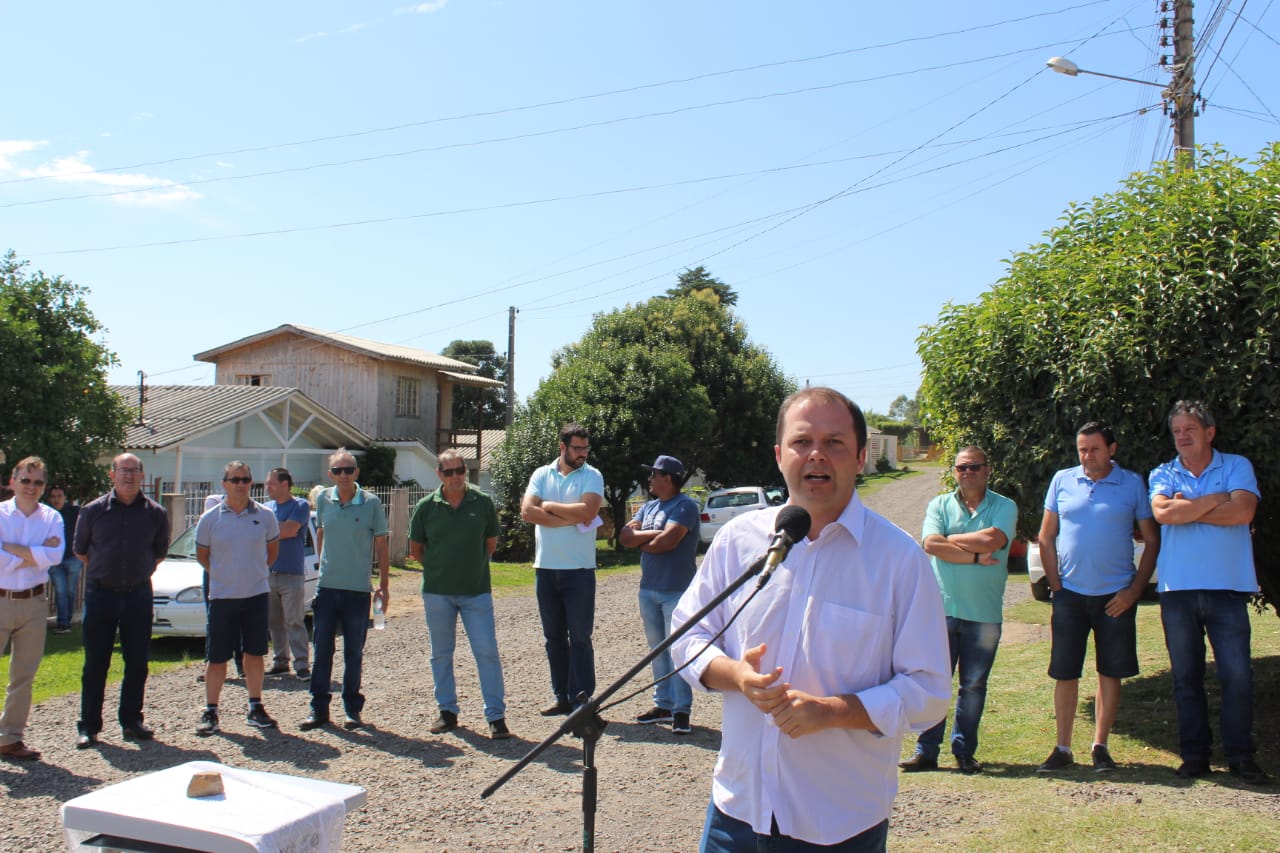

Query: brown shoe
[0,741,41,761]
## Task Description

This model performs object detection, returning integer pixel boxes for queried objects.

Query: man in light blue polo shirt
[903,446,1016,775]
[1036,422,1159,774]
[1149,400,1267,784]
[520,422,605,715]
[194,461,281,736]
[302,449,390,732]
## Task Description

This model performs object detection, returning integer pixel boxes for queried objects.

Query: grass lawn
[896,574,1280,851]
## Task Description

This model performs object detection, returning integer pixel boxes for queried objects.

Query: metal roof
[115,384,371,451]
[192,324,482,373]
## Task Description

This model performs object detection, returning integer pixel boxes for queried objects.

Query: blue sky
[4,1,1277,415]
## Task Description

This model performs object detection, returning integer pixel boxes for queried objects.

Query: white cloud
[1,146,201,207]
[395,1,447,14]
[295,31,327,43]
[0,139,47,171]
[215,160,234,169]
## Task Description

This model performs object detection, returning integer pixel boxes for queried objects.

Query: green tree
[664,265,739,307]
[888,393,920,424]
[491,282,793,558]
[441,339,508,429]
[916,145,1280,608]
[0,252,130,496]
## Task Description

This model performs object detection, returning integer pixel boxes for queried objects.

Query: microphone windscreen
[774,505,811,542]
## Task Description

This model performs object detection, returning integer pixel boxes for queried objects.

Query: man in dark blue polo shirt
[73,453,170,749]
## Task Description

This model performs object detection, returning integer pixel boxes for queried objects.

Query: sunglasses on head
[439,466,467,477]
[18,477,45,487]
[223,476,252,485]
[330,466,356,475]
[954,463,986,473]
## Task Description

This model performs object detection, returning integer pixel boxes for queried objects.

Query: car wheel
[1030,577,1052,602]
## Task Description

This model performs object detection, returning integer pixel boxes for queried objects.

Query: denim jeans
[79,581,153,733]
[535,568,596,705]
[48,556,83,628]
[701,802,888,853]
[310,587,370,716]
[423,592,506,722]
[638,587,692,714]
[1159,589,1256,762]
[916,617,1002,760]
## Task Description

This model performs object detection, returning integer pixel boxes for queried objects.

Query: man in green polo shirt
[301,449,389,732]
[409,449,508,739]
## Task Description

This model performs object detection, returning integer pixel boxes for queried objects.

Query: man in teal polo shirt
[301,449,389,732]
[520,422,605,715]
[409,449,509,739]
[902,446,1017,775]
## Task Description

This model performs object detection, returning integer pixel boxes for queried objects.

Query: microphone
[756,505,812,589]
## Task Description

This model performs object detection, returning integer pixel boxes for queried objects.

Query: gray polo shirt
[195,498,280,600]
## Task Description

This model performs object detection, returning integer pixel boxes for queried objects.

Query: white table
[61,760,367,853]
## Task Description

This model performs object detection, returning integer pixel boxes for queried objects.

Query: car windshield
[167,525,198,559]
[707,491,760,509]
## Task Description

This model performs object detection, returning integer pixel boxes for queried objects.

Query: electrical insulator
[1159,17,1170,28]
[1159,55,1169,65]
[1160,35,1171,46]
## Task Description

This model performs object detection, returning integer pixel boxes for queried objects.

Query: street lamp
[1045,56,1167,89]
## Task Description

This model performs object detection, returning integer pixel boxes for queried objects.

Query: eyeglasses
[223,476,253,485]
[18,477,45,487]
[330,466,356,475]
[439,466,467,477]
[113,467,141,475]
[954,463,987,473]
[566,444,590,453]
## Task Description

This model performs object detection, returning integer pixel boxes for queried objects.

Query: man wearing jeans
[619,454,699,735]
[45,485,81,634]
[520,423,604,715]
[903,446,1016,775]
[409,449,508,739]
[1036,422,1160,774]
[302,449,389,732]
[1149,400,1268,784]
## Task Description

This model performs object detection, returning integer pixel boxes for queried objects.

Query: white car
[698,486,786,545]
[1026,540,1153,602]
[151,516,320,638]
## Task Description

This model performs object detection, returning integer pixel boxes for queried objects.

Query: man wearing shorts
[194,461,280,735]
[1036,422,1159,772]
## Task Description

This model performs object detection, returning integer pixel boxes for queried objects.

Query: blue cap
[641,455,686,477]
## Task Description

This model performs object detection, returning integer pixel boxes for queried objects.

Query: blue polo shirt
[635,493,701,592]
[315,485,389,591]
[267,496,310,575]
[1043,463,1152,596]
[1149,450,1259,593]
[922,488,1017,624]
[525,459,604,570]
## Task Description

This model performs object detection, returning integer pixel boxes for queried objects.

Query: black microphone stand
[482,551,770,852]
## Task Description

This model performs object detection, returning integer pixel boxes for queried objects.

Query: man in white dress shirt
[671,387,950,852]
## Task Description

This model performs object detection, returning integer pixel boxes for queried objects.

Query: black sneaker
[343,712,363,730]
[956,755,983,775]
[246,705,278,729]
[1228,759,1270,784]
[635,707,674,725]
[196,708,219,736]
[672,712,692,735]
[295,668,311,681]
[1092,744,1117,773]
[430,710,458,734]
[266,663,291,676]
[488,719,512,740]
[299,712,330,731]
[1038,747,1075,774]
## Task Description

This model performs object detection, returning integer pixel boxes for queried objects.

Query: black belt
[90,581,146,593]
[0,583,45,600]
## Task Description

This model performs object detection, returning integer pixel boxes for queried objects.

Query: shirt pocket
[802,600,889,695]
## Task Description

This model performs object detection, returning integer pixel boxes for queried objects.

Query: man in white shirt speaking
[672,387,950,852]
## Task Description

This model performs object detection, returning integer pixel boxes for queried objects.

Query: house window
[236,374,270,386]
[397,376,420,417]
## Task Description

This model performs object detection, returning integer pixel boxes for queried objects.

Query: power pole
[1162,0,1197,168]
[505,306,518,427]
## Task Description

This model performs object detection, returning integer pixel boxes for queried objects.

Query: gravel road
[2,470,955,852]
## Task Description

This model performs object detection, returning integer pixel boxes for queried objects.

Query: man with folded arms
[0,457,64,761]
